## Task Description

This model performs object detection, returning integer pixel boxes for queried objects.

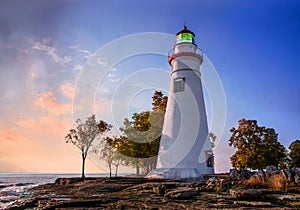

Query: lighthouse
[148,26,214,180]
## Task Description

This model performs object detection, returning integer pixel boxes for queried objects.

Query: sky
[0,0,300,173]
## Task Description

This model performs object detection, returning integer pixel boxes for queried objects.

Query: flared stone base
[146,168,205,181]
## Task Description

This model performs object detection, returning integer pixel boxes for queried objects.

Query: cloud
[34,90,71,116]
[0,116,102,173]
[96,58,109,67]
[15,115,71,142]
[70,45,92,59]
[87,57,109,68]
[81,56,121,83]
[32,40,71,65]
[0,1,106,172]
[106,67,120,83]
[72,64,84,71]
[94,97,111,117]
[60,83,74,99]
[0,128,22,143]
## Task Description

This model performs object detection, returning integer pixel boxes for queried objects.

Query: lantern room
[176,25,195,44]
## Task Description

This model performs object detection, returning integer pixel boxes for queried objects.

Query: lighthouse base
[146,168,206,181]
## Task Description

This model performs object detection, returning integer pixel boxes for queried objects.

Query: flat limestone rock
[265,193,300,208]
[234,200,272,207]
[266,193,300,202]
[229,188,267,199]
[165,188,199,199]
[6,177,299,209]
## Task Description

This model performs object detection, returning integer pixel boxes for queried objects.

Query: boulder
[229,168,238,179]
[238,169,251,180]
[253,170,265,180]
[266,165,279,176]
[295,170,300,184]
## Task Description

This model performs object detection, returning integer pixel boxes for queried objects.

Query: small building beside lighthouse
[148,26,214,180]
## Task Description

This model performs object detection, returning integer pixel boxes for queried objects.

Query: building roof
[176,25,195,37]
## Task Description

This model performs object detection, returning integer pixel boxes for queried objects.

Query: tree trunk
[81,154,86,178]
[109,165,112,178]
[147,159,150,174]
[136,162,140,175]
[115,165,119,177]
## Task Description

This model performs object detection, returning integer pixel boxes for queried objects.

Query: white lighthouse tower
[148,26,214,180]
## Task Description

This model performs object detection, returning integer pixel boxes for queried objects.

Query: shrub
[244,176,267,189]
[243,174,287,191]
[267,174,286,190]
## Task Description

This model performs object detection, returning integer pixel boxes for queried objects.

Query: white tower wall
[147,27,214,180]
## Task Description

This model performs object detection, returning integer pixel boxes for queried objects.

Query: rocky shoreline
[6,174,300,210]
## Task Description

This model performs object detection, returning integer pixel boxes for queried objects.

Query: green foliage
[65,114,112,177]
[113,111,163,175]
[152,91,168,112]
[109,91,167,175]
[119,111,163,158]
[96,136,125,178]
[289,140,300,168]
[229,119,287,170]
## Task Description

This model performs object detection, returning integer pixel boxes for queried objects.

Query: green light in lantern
[177,32,194,43]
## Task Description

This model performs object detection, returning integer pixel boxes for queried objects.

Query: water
[0,173,108,209]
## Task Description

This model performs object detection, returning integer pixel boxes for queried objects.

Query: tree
[101,136,125,177]
[119,112,162,175]
[152,91,168,112]
[106,135,141,174]
[113,152,123,177]
[289,140,300,168]
[113,91,167,175]
[261,128,287,169]
[65,114,112,178]
[98,137,115,178]
[229,119,287,170]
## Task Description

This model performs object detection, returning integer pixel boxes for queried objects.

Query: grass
[267,174,287,190]
[216,181,223,192]
[243,174,288,191]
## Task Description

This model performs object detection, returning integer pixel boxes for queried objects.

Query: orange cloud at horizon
[0,87,109,173]
[0,129,22,143]
[0,118,104,173]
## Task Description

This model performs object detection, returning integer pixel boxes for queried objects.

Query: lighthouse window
[174,78,185,92]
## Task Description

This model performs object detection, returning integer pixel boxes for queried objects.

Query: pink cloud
[0,128,23,143]
[34,90,71,116]
[95,97,110,115]
[0,115,102,173]
[0,87,113,172]
[60,83,74,99]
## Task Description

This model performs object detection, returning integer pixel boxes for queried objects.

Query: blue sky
[0,0,299,172]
